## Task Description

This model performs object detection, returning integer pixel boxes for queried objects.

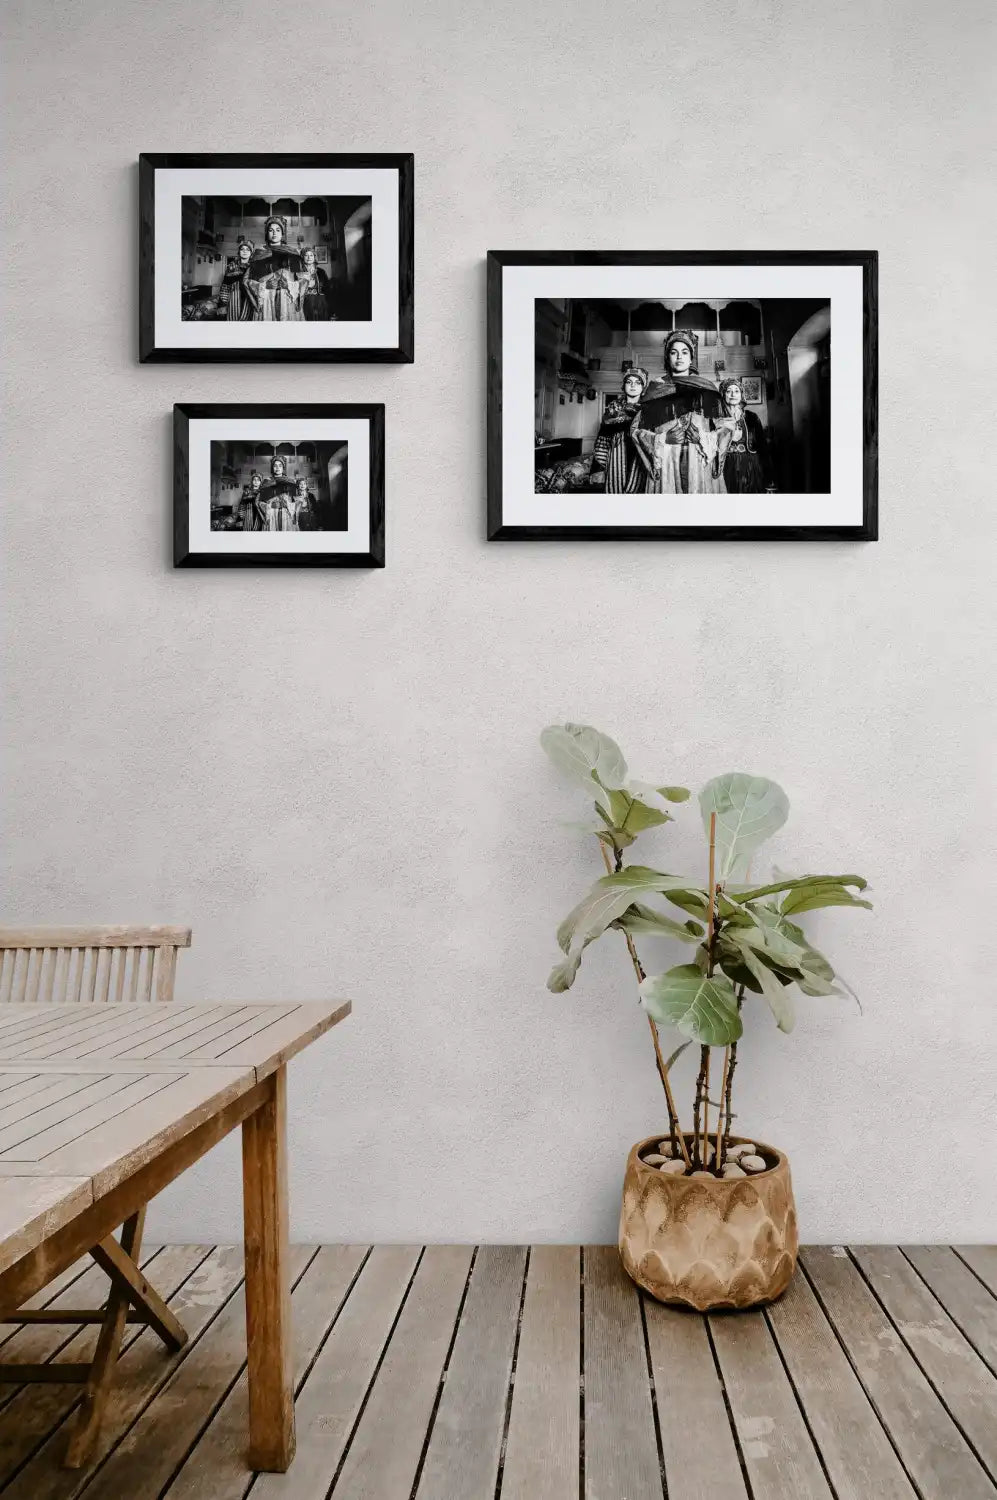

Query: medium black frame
[141,154,414,363]
[173,403,385,568]
[486,250,878,542]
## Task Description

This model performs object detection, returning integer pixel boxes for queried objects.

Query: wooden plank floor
[0,1245,994,1499]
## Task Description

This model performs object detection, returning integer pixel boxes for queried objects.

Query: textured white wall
[4,0,995,1245]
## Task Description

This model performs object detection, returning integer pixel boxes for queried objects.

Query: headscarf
[718,377,745,409]
[622,367,649,393]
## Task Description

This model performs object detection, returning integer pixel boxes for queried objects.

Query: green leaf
[640,965,743,1046]
[540,723,628,790]
[600,789,672,836]
[731,938,796,1033]
[716,893,753,923]
[662,888,711,919]
[781,885,873,916]
[554,868,693,986]
[744,908,842,997]
[596,826,635,850]
[658,785,691,803]
[735,919,809,970]
[547,953,583,992]
[613,902,703,943]
[699,773,790,881]
[730,873,868,903]
[794,963,841,997]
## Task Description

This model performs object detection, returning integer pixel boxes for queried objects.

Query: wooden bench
[0,924,191,1465]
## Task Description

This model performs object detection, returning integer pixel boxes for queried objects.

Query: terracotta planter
[618,1134,798,1310]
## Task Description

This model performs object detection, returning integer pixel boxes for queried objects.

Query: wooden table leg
[64,1207,147,1468]
[242,1065,295,1472]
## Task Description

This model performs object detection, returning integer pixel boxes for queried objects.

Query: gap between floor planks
[0,1246,993,1500]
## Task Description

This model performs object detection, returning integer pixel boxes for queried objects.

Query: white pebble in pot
[740,1154,767,1173]
[660,1159,686,1175]
[728,1143,756,1159]
[722,1163,747,1178]
[656,1141,674,1156]
[644,1153,666,1166]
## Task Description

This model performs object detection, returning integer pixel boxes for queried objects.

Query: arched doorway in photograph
[343,202,371,271]
[787,306,831,493]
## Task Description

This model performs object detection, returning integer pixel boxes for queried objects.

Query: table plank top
[0,999,351,1276]
[0,999,351,1079]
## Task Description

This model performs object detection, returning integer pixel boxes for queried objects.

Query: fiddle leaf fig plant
[542,723,871,1174]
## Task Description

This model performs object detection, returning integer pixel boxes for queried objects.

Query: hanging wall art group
[141,155,877,565]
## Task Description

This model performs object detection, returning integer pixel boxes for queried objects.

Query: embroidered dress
[249,256,303,322]
[291,490,318,529]
[234,488,263,530]
[635,413,726,495]
[221,262,259,321]
[252,274,302,322]
[257,480,300,531]
[592,397,647,493]
[635,372,726,495]
[298,267,333,321]
[717,409,769,493]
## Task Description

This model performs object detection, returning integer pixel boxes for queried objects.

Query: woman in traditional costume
[634,330,726,495]
[289,476,318,529]
[258,456,298,530]
[250,217,302,322]
[234,470,264,530]
[297,247,333,322]
[716,378,772,493]
[590,368,649,492]
[219,240,259,321]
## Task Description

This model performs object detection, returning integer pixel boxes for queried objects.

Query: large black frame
[141,153,414,363]
[487,250,878,542]
[174,403,385,568]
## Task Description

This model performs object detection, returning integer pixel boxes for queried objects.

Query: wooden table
[0,998,350,1472]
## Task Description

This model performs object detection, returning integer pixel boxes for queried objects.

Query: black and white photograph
[174,404,384,567]
[209,441,348,534]
[141,155,413,362]
[488,251,877,541]
[181,196,372,324]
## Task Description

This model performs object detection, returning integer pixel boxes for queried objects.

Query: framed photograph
[174,404,384,567]
[488,250,877,541]
[141,154,413,362]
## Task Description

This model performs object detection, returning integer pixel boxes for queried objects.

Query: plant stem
[699,812,718,1171]
[706,812,717,949]
[598,839,690,1167]
[715,1046,731,1170]
[703,1050,711,1165]
[692,1046,709,1169]
[719,986,746,1169]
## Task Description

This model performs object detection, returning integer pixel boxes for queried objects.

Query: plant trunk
[719,987,745,1170]
[692,1045,710,1169]
[600,839,690,1165]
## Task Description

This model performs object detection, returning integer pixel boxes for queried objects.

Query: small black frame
[173,403,385,568]
[141,153,414,363]
[487,250,878,542]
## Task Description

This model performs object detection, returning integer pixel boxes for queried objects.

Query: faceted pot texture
[619,1135,798,1310]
